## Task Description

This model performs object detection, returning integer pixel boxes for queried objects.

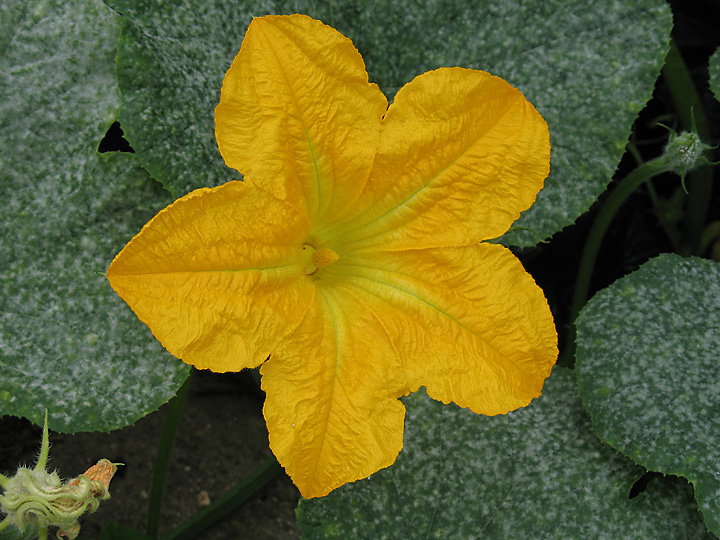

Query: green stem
[560,40,717,366]
[662,40,711,142]
[629,139,684,251]
[662,39,713,256]
[559,157,668,367]
[158,456,283,540]
[147,371,192,539]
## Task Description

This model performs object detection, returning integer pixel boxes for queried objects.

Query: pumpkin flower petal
[326,67,550,249]
[108,14,558,499]
[107,181,314,372]
[329,243,557,415]
[261,287,407,498]
[215,14,388,223]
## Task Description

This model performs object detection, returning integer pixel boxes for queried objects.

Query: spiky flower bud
[0,413,119,540]
[663,130,712,178]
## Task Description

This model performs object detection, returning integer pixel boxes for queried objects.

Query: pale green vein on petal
[108,264,297,278]
[307,288,344,489]
[258,21,324,221]
[328,264,525,384]
[326,90,519,245]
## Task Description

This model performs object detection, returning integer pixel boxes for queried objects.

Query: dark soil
[0,370,301,540]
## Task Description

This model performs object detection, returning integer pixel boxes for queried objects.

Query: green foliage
[709,49,720,102]
[576,254,720,536]
[2,1,715,538]
[105,0,671,246]
[297,368,712,539]
[0,0,189,433]
[0,525,38,540]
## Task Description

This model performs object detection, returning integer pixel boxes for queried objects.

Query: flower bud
[659,127,715,189]
[0,413,119,540]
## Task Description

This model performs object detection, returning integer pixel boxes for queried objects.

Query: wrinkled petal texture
[261,284,407,498]
[107,182,314,372]
[111,14,556,499]
[323,67,550,249]
[263,242,556,497]
[215,14,388,224]
[324,244,557,416]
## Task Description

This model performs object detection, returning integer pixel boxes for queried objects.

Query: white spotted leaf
[710,48,720,102]
[297,368,713,539]
[0,0,189,433]
[576,254,720,536]
[105,0,671,246]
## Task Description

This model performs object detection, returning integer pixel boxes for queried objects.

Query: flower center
[301,244,339,275]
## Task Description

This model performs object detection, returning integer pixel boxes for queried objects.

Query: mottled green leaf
[0,524,38,540]
[0,0,189,433]
[576,254,720,537]
[105,0,671,246]
[0,3,28,55]
[710,49,720,102]
[297,368,712,539]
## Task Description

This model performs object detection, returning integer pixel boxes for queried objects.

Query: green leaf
[575,254,720,537]
[297,368,712,539]
[105,0,671,246]
[0,0,189,433]
[710,49,720,103]
[0,3,27,55]
[0,525,38,540]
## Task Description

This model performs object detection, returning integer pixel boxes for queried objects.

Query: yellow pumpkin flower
[107,14,557,498]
